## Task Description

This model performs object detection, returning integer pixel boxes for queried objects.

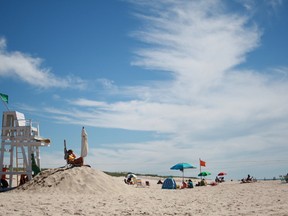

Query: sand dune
[16,166,131,194]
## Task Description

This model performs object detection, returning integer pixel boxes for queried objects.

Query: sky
[0,0,288,180]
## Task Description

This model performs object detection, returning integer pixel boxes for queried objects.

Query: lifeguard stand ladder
[0,111,50,188]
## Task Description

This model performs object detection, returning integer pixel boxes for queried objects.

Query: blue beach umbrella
[170,163,197,182]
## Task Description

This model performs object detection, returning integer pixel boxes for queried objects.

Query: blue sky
[0,0,288,180]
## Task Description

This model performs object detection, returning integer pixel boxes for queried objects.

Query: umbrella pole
[199,161,202,180]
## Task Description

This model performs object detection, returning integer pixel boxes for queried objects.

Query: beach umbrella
[81,127,88,158]
[170,163,197,182]
[198,171,211,177]
[127,173,137,184]
[218,172,227,176]
[127,173,137,179]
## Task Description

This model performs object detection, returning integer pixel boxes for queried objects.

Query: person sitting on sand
[124,176,135,185]
[19,174,28,186]
[67,149,83,166]
[181,181,187,189]
[200,179,207,186]
[127,176,132,184]
[241,174,254,183]
[188,179,194,188]
[125,177,133,184]
[124,178,133,185]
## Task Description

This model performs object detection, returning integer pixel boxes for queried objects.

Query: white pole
[199,158,202,179]
[0,99,9,111]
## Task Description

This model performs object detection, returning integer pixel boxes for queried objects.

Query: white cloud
[21,1,288,178]
[131,0,260,94]
[0,37,87,89]
[43,2,286,132]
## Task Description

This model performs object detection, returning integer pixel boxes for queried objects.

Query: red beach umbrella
[218,172,227,176]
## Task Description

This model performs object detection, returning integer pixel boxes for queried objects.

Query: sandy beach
[1,166,287,216]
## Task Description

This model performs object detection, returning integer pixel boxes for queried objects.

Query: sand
[0,166,287,216]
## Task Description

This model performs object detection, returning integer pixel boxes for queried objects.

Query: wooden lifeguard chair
[0,111,50,188]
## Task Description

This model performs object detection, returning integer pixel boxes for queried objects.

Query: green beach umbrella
[198,171,211,177]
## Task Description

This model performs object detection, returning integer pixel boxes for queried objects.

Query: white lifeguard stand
[0,111,50,188]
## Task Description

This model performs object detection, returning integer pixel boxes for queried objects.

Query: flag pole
[1,98,9,111]
[199,158,202,179]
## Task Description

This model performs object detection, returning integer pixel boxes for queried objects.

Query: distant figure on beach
[126,176,132,184]
[241,174,255,183]
[181,181,187,189]
[124,178,131,184]
[19,174,28,186]
[124,173,137,185]
[0,178,9,188]
[200,179,207,186]
[1,166,9,188]
[188,179,194,188]
[157,180,163,184]
[67,149,83,166]
[196,179,207,186]
[215,176,220,183]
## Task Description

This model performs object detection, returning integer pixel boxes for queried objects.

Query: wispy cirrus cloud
[131,1,260,92]
[43,1,287,138]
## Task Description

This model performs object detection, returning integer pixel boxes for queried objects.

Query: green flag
[0,93,8,103]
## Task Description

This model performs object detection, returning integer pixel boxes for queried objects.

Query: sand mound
[15,166,130,194]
